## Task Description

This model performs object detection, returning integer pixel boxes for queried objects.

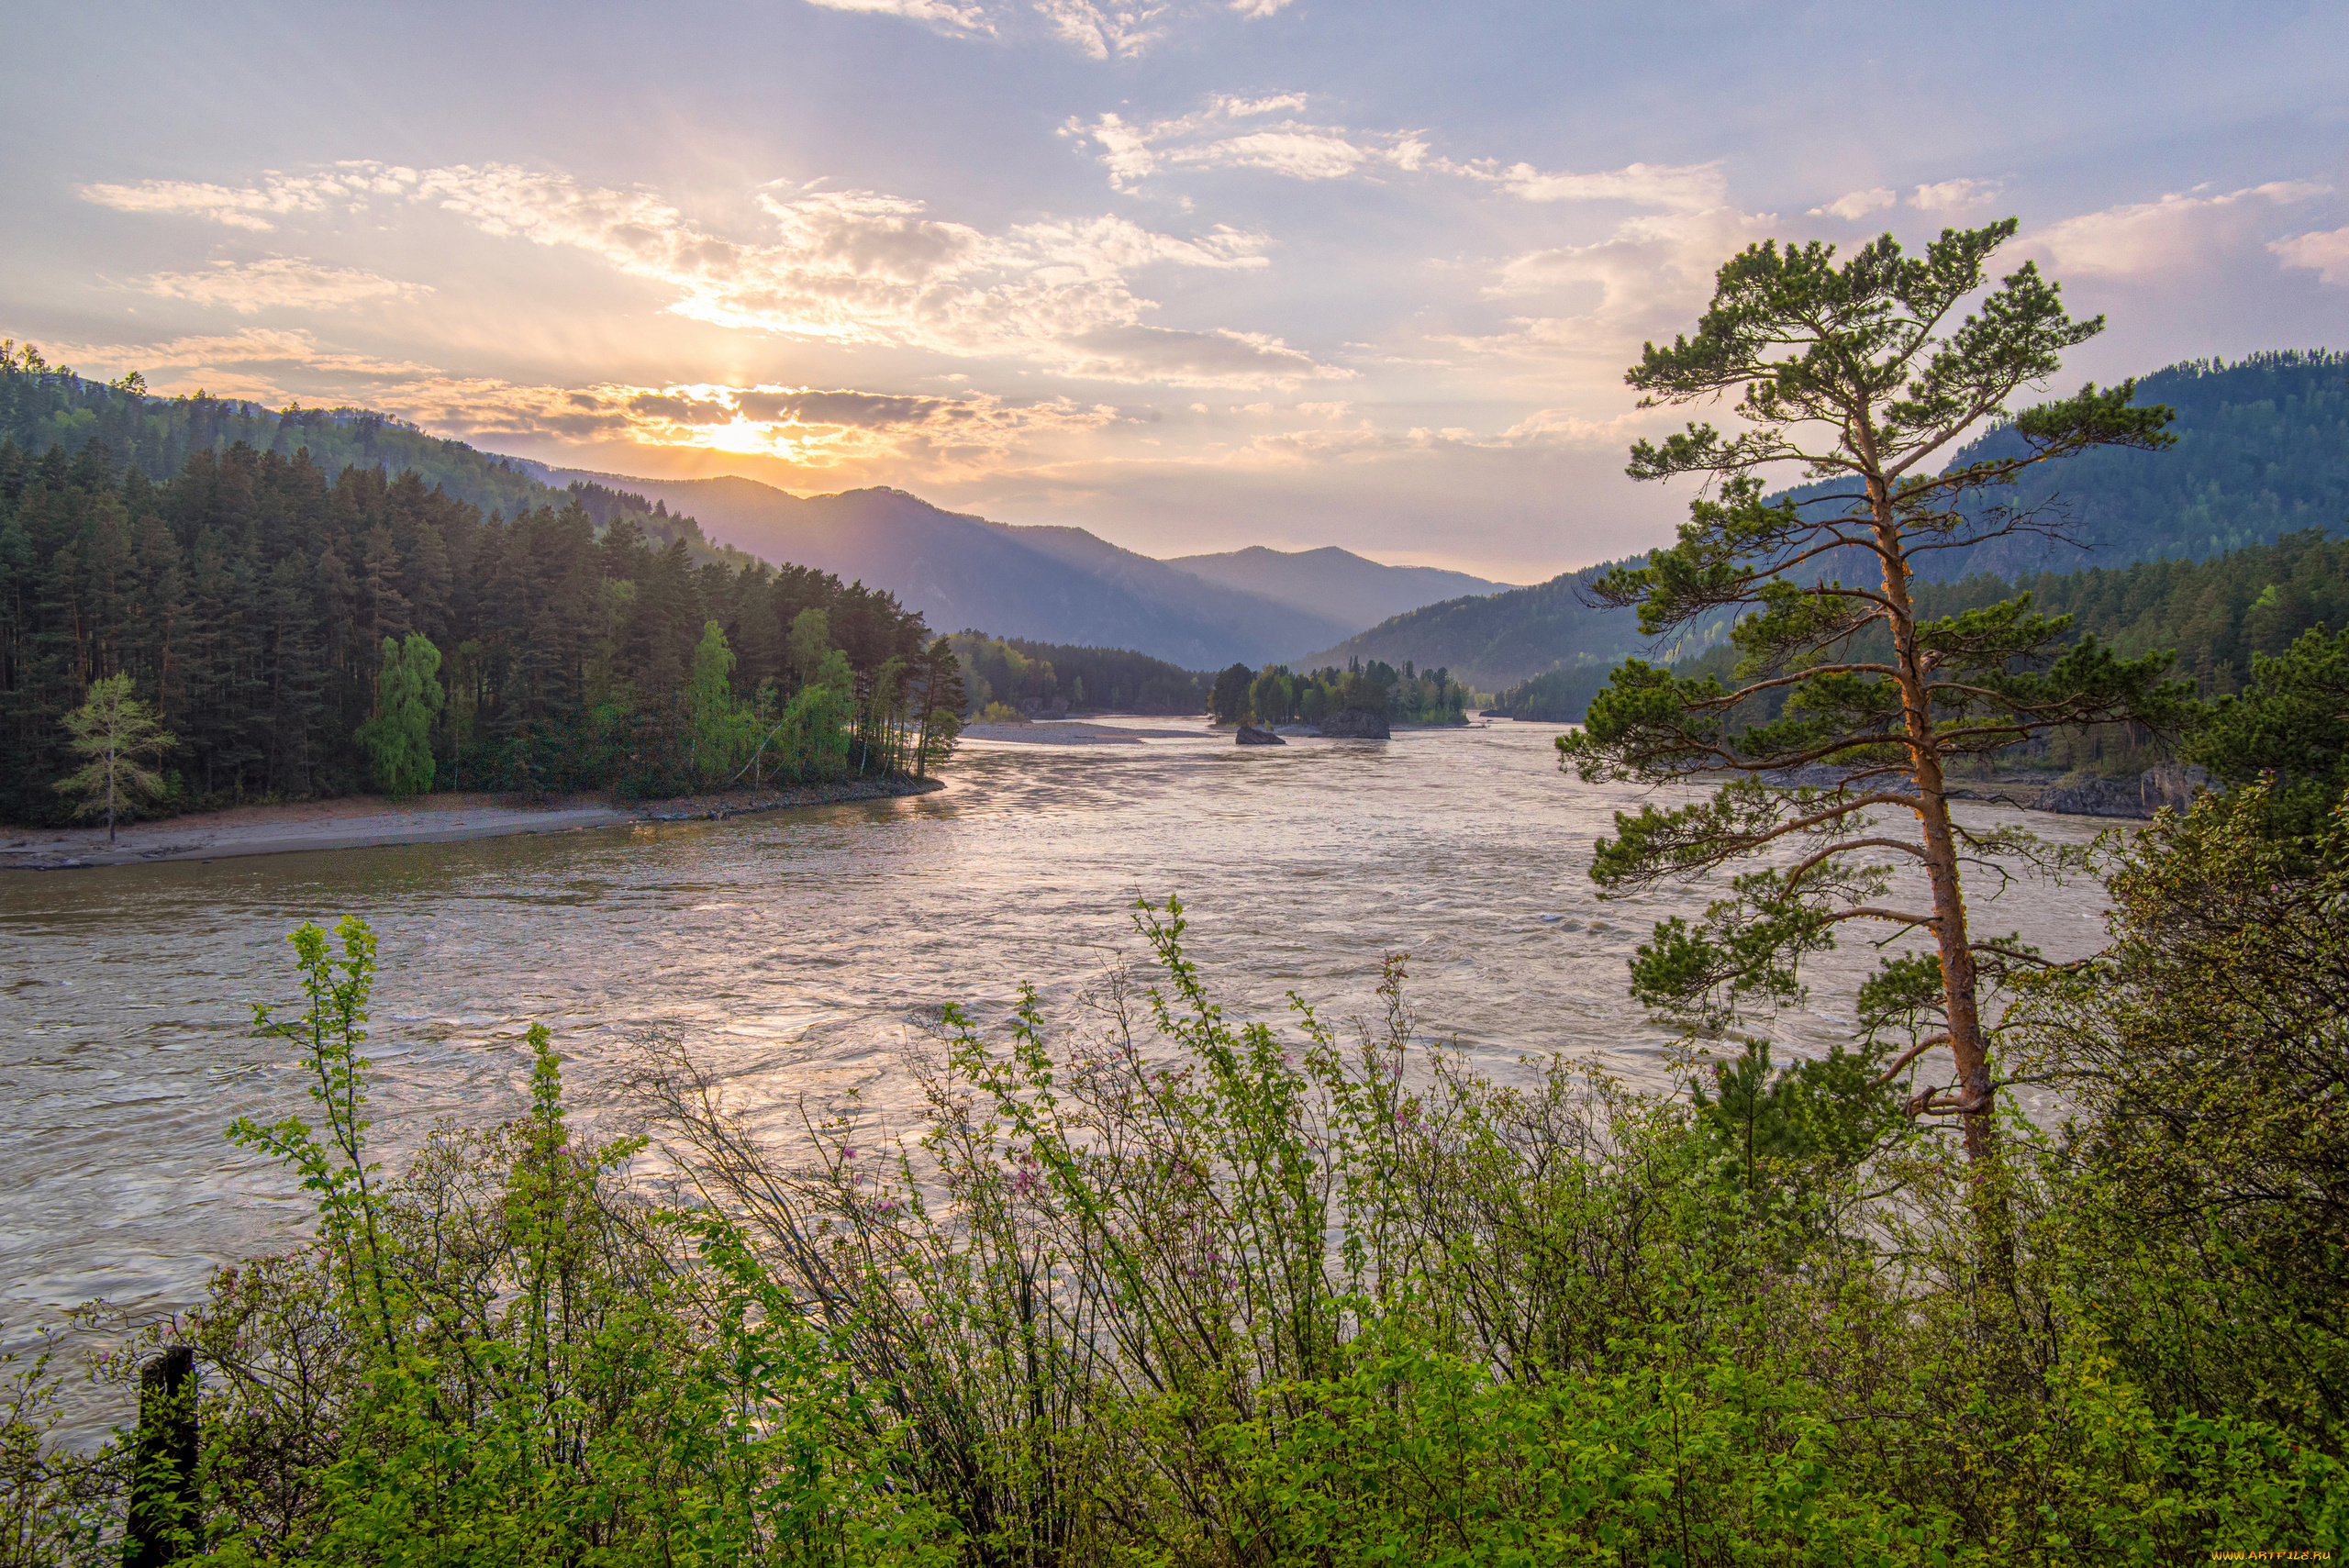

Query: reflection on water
[1,718,2118,1338]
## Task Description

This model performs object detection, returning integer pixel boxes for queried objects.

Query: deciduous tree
[53,672,178,842]
[354,633,443,799]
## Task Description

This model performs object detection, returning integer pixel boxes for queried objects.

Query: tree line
[945,631,1207,719]
[0,431,961,823]
[1208,656,1480,728]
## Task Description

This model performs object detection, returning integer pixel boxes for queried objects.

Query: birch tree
[54,673,179,842]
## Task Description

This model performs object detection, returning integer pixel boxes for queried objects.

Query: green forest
[946,631,1207,718]
[1490,526,2349,740]
[0,355,963,824]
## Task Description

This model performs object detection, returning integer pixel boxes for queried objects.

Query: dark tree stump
[125,1346,196,1566]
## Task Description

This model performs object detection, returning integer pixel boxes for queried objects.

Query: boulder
[2040,775,2145,818]
[1315,706,1391,740]
[1235,724,1287,746]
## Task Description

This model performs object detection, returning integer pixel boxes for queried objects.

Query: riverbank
[958,720,1204,744]
[0,775,945,870]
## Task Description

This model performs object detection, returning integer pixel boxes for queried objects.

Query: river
[2,717,2118,1370]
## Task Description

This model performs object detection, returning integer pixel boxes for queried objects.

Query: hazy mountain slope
[983,523,1356,659]
[1311,350,2346,691]
[1166,545,1516,631]
[1303,564,1645,692]
[537,470,1341,667]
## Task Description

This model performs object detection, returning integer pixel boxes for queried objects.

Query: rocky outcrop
[2042,763,2215,819]
[1315,706,1391,740]
[2039,776,2142,817]
[1235,724,1287,746]
[2138,762,2212,813]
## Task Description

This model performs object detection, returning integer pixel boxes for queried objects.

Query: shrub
[27,901,2345,1562]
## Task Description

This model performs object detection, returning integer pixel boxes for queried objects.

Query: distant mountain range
[1312,350,2347,692]
[508,463,1512,669]
[1168,547,1514,635]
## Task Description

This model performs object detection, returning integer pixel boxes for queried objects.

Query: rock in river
[1316,706,1391,740]
[1235,724,1287,746]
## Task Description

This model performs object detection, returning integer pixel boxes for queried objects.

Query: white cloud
[1067,108,1727,217]
[1459,206,1777,366]
[138,256,428,314]
[1810,187,1896,221]
[1909,178,2002,214]
[2272,224,2349,284]
[83,165,423,231]
[1172,125,1423,181]
[799,0,992,29]
[1230,0,1293,14]
[83,160,1342,388]
[1497,160,1726,211]
[2032,181,2330,276]
[1066,95,1415,192]
[1034,0,1163,58]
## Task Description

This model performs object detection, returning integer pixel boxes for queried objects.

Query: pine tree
[1561,219,2189,1197]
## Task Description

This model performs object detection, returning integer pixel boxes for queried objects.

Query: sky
[5,0,2345,581]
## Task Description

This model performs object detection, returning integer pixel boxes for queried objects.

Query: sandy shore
[0,776,944,871]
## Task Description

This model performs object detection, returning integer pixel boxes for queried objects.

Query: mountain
[1303,565,1642,693]
[1312,350,2349,695]
[1166,546,1516,633]
[1929,349,2349,580]
[523,468,1359,668]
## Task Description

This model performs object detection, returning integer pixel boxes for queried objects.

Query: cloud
[1066,95,1417,192]
[1067,107,1725,216]
[82,165,422,231]
[1810,187,1896,221]
[1173,125,1429,181]
[1034,0,1163,58]
[1497,160,1726,211]
[1909,178,2002,214]
[626,392,735,424]
[1458,205,1777,366]
[734,388,947,427]
[2032,181,2330,276]
[55,321,1137,476]
[85,160,1341,387]
[1230,0,1293,13]
[1059,323,1340,387]
[2271,224,2349,284]
[137,256,429,313]
[799,0,991,30]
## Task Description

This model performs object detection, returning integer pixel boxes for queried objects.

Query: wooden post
[124,1346,196,1566]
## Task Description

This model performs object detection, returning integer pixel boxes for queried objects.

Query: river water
[2,717,2118,1362]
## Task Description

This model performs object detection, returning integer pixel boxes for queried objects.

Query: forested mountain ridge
[1302,563,1642,692]
[1490,528,2349,731]
[1932,349,2349,579]
[1327,350,2347,692]
[0,399,942,824]
[4,345,551,523]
